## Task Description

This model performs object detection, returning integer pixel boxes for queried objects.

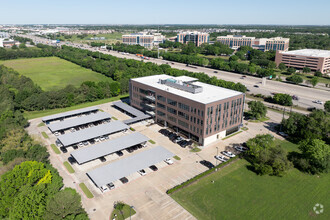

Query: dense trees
[247,101,267,119]
[325,101,330,113]
[272,93,293,106]
[245,134,293,176]
[286,74,303,84]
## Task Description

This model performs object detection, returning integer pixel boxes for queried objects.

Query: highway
[20,34,329,110]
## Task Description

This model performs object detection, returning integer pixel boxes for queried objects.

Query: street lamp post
[130,206,135,220]
[215,147,219,171]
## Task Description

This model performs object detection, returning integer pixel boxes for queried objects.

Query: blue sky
[1,0,329,25]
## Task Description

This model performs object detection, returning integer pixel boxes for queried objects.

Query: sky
[1,0,330,25]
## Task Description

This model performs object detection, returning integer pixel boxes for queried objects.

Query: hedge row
[166,157,239,194]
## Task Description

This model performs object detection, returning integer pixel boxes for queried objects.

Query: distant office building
[216,35,255,49]
[1,39,19,48]
[129,75,245,146]
[275,49,330,74]
[122,32,165,48]
[177,32,209,47]
[217,35,289,51]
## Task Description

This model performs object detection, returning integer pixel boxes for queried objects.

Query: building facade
[217,35,289,51]
[122,32,165,48]
[177,32,209,47]
[129,75,245,146]
[275,49,330,74]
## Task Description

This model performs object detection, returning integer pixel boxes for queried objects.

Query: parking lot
[27,100,284,220]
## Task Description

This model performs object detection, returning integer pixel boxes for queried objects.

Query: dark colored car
[127,147,134,153]
[254,85,259,88]
[72,145,78,150]
[99,157,106,162]
[60,147,68,153]
[68,157,76,164]
[116,151,123,156]
[149,165,158,171]
[120,177,129,184]
[200,160,215,169]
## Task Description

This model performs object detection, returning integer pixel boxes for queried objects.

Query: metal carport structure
[70,132,149,164]
[42,106,99,123]
[86,146,174,188]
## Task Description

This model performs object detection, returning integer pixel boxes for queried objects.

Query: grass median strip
[111,202,136,220]
[148,140,156,144]
[63,161,75,173]
[190,147,201,152]
[50,144,61,154]
[37,122,45,127]
[41,132,49,139]
[79,183,94,199]
[174,155,181,160]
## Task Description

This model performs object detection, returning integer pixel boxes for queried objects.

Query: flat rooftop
[131,74,243,104]
[71,132,149,164]
[280,49,330,58]
[57,121,129,147]
[48,112,111,132]
[87,146,174,187]
[42,106,99,122]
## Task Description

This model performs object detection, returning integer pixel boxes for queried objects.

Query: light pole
[130,206,135,220]
[215,146,219,171]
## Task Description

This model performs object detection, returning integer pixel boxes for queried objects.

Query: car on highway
[138,169,146,176]
[222,151,236,158]
[149,165,158,171]
[292,95,299,100]
[254,85,259,88]
[313,100,324,105]
[164,158,174,165]
[200,160,215,169]
[120,177,129,184]
[215,155,229,162]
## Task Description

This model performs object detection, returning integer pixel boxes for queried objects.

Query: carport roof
[48,112,112,132]
[42,106,99,122]
[71,132,149,164]
[86,146,174,187]
[113,101,145,117]
[57,121,129,147]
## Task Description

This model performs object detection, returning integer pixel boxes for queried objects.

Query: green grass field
[110,203,136,220]
[171,140,330,220]
[0,57,111,91]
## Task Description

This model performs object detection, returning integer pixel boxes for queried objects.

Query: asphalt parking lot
[27,101,284,220]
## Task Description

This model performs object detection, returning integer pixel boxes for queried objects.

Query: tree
[302,67,311,73]
[11,45,18,49]
[43,188,88,220]
[325,101,330,113]
[278,63,286,71]
[286,74,303,84]
[287,67,296,75]
[248,101,267,119]
[273,93,293,106]
[308,76,319,87]
[267,61,276,69]
[299,139,330,173]
[314,71,322,77]
[19,43,27,49]
[229,55,238,62]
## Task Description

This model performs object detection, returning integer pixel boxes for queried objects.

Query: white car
[70,128,76,133]
[215,155,229,162]
[100,136,105,141]
[138,169,146,176]
[234,145,247,152]
[54,132,59,136]
[107,182,115,190]
[313,100,324,105]
[100,185,109,193]
[94,138,100,142]
[222,151,236,158]
[164,158,174,165]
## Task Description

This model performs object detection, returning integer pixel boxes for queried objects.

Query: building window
[157,103,165,109]
[157,110,165,117]
[178,102,190,111]
[157,95,166,102]
[178,119,189,129]
[167,98,177,107]
[178,111,189,120]
[167,106,177,115]
[167,115,177,123]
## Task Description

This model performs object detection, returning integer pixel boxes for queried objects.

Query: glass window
[167,106,177,115]
[157,95,166,102]
[167,98,177,107]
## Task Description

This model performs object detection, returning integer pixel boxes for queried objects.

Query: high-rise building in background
[217,35,289,51]
[177,31,209,46]
[275,49,330,74]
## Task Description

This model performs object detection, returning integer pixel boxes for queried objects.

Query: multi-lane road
[20,34,329,110]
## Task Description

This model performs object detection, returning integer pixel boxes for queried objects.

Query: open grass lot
[110,204,136,220]
[0,57,110,91]
[171,140,330,220]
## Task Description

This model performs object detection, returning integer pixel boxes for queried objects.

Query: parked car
[100,136,105,141]
[138,169,146,176]
[116,151,123,156]
[70,128,76,133]
[164,158,174,165]
[222,151,236,158]
[78,142,84,147]
[94,138,100,142]
[254,85,259,88]
[174,136,184,143]
[60,147,67,153]
[149,165,158,171]
[292,95,299,100]
[54,131,60,136]
[213,71,218,73]
[215,155,229,162]
[68,157,76,164]
[83,141,89,146]
[72,145,78,150]
[200,160,215,169]
[107,182,115,190]
[234,145,247,152]
[99,157,106,162]
[100,185,109,192]
[120,177,129,184]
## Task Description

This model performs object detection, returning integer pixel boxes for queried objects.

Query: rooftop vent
[159,78,203,94]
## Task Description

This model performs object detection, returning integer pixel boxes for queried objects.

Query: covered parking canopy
[42,106,99,123]
[48,112,111,132]
[87,146,174,188]
[71,132,149,164]
[113,101,151,125]
[57,121,129,147]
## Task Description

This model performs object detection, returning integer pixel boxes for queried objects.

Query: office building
[129,75,245,146]
[177,32,209,47]
[275,49,330,74]
[122,32,165,48]
[217,35,289,51]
